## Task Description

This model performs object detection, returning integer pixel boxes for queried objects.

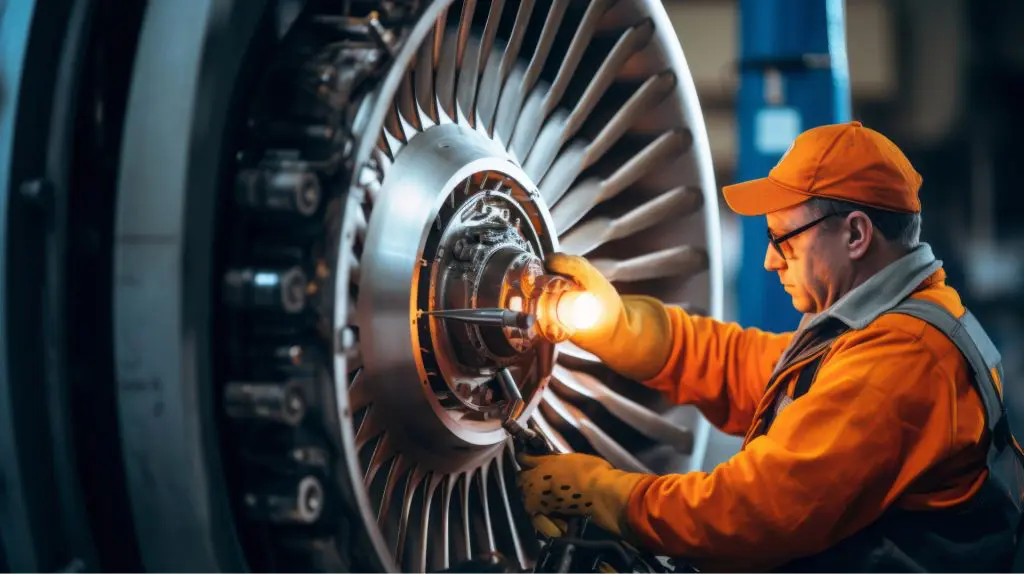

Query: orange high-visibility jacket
[625,246,991,571]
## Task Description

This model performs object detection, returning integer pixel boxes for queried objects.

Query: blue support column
[736,0,851,332]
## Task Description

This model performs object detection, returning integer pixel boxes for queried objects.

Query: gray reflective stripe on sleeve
[886,298,1004,430]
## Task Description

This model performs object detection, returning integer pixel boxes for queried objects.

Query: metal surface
[114,0,265,570]
[426,308,536,330]
[357,123,553,450]
[319,3,722,569]
[0,0,726,571]
[211,0,724,571]
[0,0,105,569]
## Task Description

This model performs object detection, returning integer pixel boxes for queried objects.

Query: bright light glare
[508,295,523,312]
[254,272,279,287]
[556,291,601,331]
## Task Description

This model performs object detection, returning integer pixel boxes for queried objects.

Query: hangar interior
[1,0,1022,572]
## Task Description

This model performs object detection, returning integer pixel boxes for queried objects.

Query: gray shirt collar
[799,243,942,332]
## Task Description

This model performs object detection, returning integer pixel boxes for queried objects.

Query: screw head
[336,326,356,352]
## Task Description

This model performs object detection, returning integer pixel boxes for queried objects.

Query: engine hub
[434,191,545,368]
[98,1,723,571]
[358,123,556,453]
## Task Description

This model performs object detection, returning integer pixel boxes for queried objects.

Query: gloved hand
[517,452,649,539]
[545,253,674,381]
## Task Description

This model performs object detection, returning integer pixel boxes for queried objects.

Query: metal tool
[424,307,536,330]
[495,368,589,573]
[495,371,674,574]
[495,368,548,453]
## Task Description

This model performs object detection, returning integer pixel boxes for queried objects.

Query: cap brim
[722,177,812,216]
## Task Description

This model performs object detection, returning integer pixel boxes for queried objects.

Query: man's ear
[846,211,873,260]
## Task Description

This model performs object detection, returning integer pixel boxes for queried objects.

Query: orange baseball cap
[722,121,922,216]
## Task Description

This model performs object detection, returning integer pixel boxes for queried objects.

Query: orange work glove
[517,453,649,539]
[545,253,674,381]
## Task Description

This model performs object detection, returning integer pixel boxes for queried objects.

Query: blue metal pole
[736,0,851,332]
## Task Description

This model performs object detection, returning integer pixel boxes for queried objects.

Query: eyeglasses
[766,211,851,260]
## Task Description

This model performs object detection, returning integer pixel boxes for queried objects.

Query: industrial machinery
[0,0,721,572]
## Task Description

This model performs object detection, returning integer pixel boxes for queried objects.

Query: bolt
[358,166,377,186]
[281,268,308,313]
[224,380,307,426]
[287,390,304,415]
[222,266,307,314]
[453,238,472,260]
[336,326,356,353]
[291,447,328,467]
[235,168,321,216]
[245,475,324,525]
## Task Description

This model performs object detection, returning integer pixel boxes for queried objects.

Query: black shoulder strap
[885,299,1004,431]
[886,298,1024,512]
[794,355,825,400]
[760,354,825,434]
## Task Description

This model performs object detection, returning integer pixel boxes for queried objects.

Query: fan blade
[558,186,702,255]
[591,245,709,283]
[542,390,651,473]
[550,129,691,232]
[551,365,693,454]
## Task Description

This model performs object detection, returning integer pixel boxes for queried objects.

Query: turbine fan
[0,0,722,572]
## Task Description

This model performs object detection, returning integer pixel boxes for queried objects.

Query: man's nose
[764,244,785,271]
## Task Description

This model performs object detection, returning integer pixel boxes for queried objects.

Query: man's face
[763,204,852,314]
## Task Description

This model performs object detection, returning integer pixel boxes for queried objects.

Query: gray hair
[804,197,921,251]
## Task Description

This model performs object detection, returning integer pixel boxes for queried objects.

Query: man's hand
[517,452,649,539]
[542,254,625,346]
[545,253,675,381]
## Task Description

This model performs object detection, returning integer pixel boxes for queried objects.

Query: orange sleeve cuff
[624,474,663,550]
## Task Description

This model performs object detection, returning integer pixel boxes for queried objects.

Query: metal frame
[112,0,270,570]
[0,0,100,569]
[0,0,730,571]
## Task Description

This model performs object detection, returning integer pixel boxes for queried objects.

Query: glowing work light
[554,290,600,332]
